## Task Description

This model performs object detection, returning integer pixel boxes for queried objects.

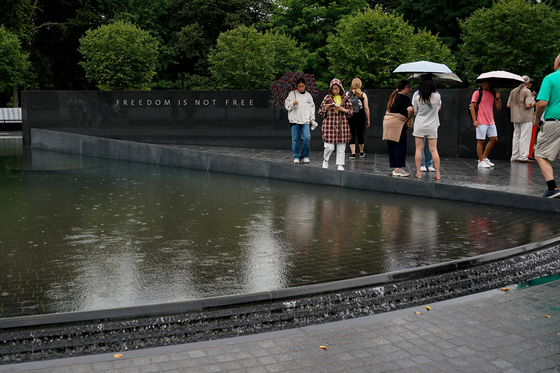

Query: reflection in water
[1,139,560,317]
[241,186,288,293]
[509,162,534,195]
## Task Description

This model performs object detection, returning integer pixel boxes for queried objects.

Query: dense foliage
[397,0,494,49]
[460,0,560,85]
[1,0,559,102]
[79,20,159,90]
[263,0,369,87]
[327,8,456,88]
[208,26,306,90]
[0,26,31,92]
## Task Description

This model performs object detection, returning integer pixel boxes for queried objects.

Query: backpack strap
[473,87,484,121]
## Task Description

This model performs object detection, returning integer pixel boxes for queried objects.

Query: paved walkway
[176,145,549,199]
[1,139,560,372]
[4,278,559,373]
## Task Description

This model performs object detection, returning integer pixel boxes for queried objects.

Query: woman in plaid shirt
[318,78,354,170]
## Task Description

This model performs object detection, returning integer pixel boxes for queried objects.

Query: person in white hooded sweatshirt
[285,78,317,164]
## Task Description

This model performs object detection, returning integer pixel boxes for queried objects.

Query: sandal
[415,174,422,179]
[434,174,441,180]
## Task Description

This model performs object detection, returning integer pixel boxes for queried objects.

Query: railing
[0,108,22,123]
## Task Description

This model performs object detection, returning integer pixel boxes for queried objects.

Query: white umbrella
[475,71,524,86]
[408,72,462,85]
[393,61,452,74]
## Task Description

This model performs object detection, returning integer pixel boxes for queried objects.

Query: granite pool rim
[29,129,560,213]
[1,235,558,330]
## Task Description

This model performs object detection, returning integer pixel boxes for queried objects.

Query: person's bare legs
[477,139,485,162]
[358,144,364,153]
[414,137,424,177]
[482,136,498,160]
[427,138,440,177]
[349,144,356,155]
[536,156,554,181]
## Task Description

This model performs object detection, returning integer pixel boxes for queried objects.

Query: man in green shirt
[534,54,560,198]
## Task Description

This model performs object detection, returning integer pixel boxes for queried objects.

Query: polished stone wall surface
[22,89,518,159]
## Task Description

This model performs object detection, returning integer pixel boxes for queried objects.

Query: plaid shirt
[318,94,353,144]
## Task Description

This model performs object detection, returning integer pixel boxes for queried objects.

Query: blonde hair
[351,78,363,98]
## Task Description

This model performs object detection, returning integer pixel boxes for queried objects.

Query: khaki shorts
[535,120,560,161]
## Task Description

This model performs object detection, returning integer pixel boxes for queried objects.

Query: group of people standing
[378,76,442,179]
[286,76,441,177]
[285,77,369,170]
[285,63,560,198]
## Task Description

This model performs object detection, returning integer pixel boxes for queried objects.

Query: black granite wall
[22,89,519,159]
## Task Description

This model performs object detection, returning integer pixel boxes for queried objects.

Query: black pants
[387,125,407,168]
[348,110,366,146]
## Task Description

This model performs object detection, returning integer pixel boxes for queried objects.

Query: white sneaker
[302,158,310,163]
[428,166,436,172]
[478,160,490,168]
[322,160,328,169]
[484,158,495,167]
[420,166,427,172]
[392,168,410,177]
[293,158,300,164]
[337,165,344,171]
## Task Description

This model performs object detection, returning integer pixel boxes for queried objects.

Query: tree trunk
[13,88,19,108]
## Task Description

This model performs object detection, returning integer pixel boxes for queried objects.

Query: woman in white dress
[413,79,441,179]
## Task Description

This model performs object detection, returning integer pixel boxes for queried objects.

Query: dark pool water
[1,138,559,317]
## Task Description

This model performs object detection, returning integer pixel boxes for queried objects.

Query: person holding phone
[318,78,353,170]
[285,78,316,164]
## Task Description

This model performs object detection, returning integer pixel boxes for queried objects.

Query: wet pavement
[1,136,560,372]
[4,277,559,373]
[173,144,549,199]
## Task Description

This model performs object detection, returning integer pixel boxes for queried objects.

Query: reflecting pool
[1,138,559,317]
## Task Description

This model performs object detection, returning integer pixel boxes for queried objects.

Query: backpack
[347,91,364,113]
[468,88,495,120]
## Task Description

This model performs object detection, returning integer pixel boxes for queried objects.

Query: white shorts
[476,124,497,140]
[413,130,438,139]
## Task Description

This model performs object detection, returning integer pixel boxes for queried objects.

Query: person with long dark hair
[413,79,442,179]
[383,80,413,177]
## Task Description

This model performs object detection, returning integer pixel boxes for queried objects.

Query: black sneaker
[359,152,365,158]
[349,154,356,160]
[543,188,560,198]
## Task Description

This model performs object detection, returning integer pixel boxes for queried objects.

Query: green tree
[0,0,37,40]
[265,0,369,86]
[79,20,159,90]
[208,25,306,90]
[167,0,263,80]
[460,0,560,86]
[25,0,106,90]
[367,0,401,11]
[397,0,493,49]
[0,26,31,93]
[327,8,455,88]
[97,0,179,88]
